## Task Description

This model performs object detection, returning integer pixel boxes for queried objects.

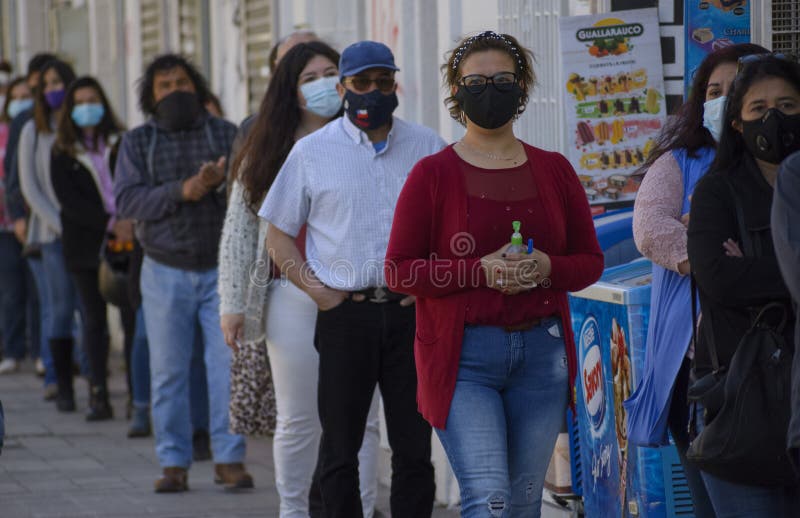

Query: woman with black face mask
[386,31,603,517]
[687,55,800,515]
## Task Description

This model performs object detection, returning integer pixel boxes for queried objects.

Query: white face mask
[703,95,727,143]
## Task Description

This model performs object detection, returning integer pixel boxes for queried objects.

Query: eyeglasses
[736,53,795,76]
[343,76,396,93]
[460,72,518,94]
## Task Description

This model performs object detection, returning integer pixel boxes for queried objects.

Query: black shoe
[56,395,76,412]
[192,429,212,461]
[50,338,76,412]
[86,386,113,421]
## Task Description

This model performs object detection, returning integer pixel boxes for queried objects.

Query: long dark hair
[34,59,77,133]
[639,43,768,174]
[710,56,800,176]
[54,76,125,156]
[1,77,28,123]
[138,54,211,115]
[232,41,341,213]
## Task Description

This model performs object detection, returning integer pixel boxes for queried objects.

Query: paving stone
[0,353,459,517]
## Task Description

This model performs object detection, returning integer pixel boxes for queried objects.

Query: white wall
[209,0,249,124]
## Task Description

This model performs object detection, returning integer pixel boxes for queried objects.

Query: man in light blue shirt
[260,41,445,518]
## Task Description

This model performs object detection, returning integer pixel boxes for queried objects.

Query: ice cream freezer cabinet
[568,259,695,518]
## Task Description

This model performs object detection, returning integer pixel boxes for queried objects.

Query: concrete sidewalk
[0,358,459,517]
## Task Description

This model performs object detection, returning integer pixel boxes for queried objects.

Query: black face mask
[455,83,523,129]
[741,108,800,165]
[154,90,203,131]
[343,89,398,130]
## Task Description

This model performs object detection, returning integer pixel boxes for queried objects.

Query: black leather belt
[349,287,406,304]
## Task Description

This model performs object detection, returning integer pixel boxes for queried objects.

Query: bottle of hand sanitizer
[506,221,527,254]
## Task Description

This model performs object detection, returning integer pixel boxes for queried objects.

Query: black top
[687,155,795,376]
[50,144,118,271]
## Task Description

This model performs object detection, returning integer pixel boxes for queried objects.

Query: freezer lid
[570,258,653,305]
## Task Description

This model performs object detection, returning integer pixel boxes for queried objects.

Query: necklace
[458,139,523,163]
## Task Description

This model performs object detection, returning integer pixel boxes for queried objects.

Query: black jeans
[314,298,435,518]
[668,357,716,518]
[72,269,135,390]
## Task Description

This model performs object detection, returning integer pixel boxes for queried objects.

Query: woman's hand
[221,313,245,351]
[723,239,744,258]
[112,219,135,243]
[505,249,553,290]
[481,245,550,295]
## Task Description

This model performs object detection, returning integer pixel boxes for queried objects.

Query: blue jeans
[435,319,569,518]
[26,257,55,385]
[701,471,800,517]
[131,308,150,407]
[140,257,245,468]
[131,306,210,433]
[0,232,28,360]
[39,240,89,376]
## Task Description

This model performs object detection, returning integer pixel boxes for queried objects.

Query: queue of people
[1,29,800,518]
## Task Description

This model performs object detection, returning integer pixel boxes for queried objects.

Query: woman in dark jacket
[687,55,800,516]
[50,76,135,421]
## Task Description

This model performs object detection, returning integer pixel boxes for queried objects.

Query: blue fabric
[701,470,800,517]
[140,257,244,467]
[190,333,209,431]
[624,147,716,447]
[0,233,28,360]
[130,307,150,407]
[27,257,55,385]
[372,140,387,153]
[131,303,214,434]
[434,319,568,518]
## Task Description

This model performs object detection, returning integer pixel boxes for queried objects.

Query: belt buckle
[369,287,389,304]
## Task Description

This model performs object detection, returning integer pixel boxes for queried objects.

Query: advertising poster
[685,1,751,94]
[559,8,667,206]
[570,260,678,517]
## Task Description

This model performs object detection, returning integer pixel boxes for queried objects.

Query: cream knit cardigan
[218,178,271,345]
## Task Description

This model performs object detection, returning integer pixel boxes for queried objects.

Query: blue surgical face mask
[300,76,342,118]
[703,95,727,143]
[71,103,105,128]
[7,98,34,119]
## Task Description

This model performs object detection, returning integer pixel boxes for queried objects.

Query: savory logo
[580,316,606,431]
[577,18,643,58]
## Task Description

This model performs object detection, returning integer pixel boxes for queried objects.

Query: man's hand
[12,218,26,244]
[198,156,226,189]
[181,174,210,202]
[307,285,349,311]
[221,313,245,351]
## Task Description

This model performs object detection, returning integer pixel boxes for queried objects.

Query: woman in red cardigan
[385,31,603,517]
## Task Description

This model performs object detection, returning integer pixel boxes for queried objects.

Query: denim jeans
[0,232,28,360]
[130,306,210,431]
[39,241,89,376]
[40,240,79,339]
[130,308,150,408]
[26,257,55,385]
[435,319,569,518]
[140,257,245,468]
[701,471,800,517]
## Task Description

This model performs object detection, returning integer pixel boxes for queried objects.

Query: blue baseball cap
[339,41,400,79]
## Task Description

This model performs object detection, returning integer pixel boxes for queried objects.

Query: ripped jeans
[436,319,569,518]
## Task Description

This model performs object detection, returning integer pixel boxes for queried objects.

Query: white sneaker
[35,358,46,376]
[0,358,20,374]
